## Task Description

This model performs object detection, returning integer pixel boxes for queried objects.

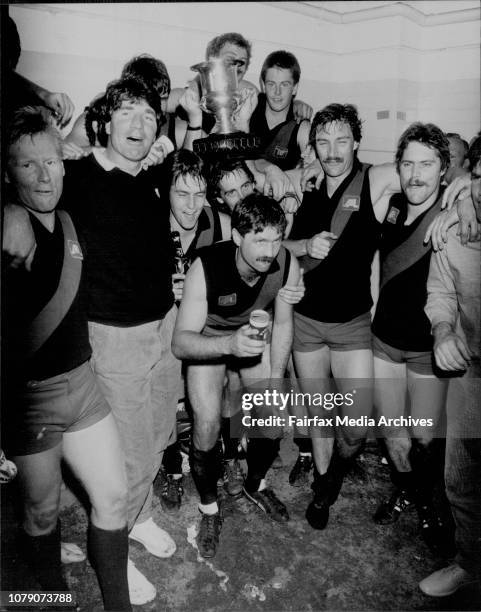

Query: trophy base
[193,132,261,159]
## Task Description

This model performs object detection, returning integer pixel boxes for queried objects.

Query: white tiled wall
[10,1,480,164]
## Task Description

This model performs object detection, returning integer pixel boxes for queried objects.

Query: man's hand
[232,87,258,133]
[3,204,36,271]
[43,92,75,128]
[300,158,323,192]
[61,140,89,160]
[263,165,294,201]
[172,273,185,302]
[293,100,313,122]
[278,268,305,305]
[456,197,480,245]
[229,324,266,358]
[442,174,471,209]
[279,192,301,215]
[424,200,480,250]
[141,136,174,170]
[179,84,203,126]
[306,232,337,259]
[424,208,457,251]
[434,325,472,371]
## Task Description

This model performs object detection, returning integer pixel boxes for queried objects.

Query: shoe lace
[162,476,183,498]
[201,514,221,543]
[225,460,243,482]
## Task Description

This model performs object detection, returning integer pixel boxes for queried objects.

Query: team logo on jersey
[68,240,83,260]
[218,293,237,306]
[341,195,360,211]
[386,207,400,224]
[273,146,288,159]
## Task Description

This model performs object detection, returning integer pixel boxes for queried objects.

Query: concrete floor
[2,437,480,612]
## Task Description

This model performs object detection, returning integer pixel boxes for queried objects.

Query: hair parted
[260,50,301,84]
[104,77,164,135]
[310,103,363,145]
[205,32,252,66]
[395,122,450,171]
[231,193,287,237]
[207,159,254,197]
[164,149,206,190]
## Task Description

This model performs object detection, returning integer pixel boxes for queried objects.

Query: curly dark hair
[85,94,108,147]
[260,50,301,84]
[231,192,287,237]
[309,103,363,145]
[395,122,450,172]
[103,77,164,136]
[121,54,171,99]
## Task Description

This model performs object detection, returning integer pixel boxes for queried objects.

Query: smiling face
[399,141,444,207]
[106,99,157,168]
[8,132,64,214]
[169,174,207,231]
[216,42,249,80]
[263,67,298,114]
[233,225,283,277]
[217,169,255,212]
[314,121,359,180]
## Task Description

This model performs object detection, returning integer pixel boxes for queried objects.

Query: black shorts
[5,361,110,456]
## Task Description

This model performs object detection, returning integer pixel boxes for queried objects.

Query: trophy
[190,57,260,158]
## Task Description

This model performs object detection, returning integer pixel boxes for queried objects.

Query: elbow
[171,333,185,360]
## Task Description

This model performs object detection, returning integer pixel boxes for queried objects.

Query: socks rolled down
[244,437,280,493]
[189,445,222,505]
[88,524,131,612]
[18,520,69,591]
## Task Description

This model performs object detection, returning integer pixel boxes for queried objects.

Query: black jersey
[184,206,223,263]
[372,191,442,351]
[250,94,301,171]
[290,159,381,323]
[198,241,290,334]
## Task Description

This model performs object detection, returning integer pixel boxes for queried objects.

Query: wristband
[187,125,201,131]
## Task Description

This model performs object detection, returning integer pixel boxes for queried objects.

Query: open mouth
[127,136,142,144]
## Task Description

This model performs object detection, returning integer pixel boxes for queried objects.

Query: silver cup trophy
[190,57,260,158]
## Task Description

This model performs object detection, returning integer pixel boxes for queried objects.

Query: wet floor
[2,437,480,611]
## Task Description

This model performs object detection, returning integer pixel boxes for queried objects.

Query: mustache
[324,157,343,164]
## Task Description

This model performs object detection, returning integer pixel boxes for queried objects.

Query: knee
[193,419,220,451]
[385,436,411,458]
[25,503,59,535]
[91,485,128,525]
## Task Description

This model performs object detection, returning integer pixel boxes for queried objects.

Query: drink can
[248,310,270,340]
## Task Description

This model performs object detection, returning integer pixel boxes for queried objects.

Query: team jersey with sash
[184,206,223,263]
[198,240,290,335]
[249,94,301,171]
[372,190,443,352]
[4,210,91,381]
[290,158,380,323]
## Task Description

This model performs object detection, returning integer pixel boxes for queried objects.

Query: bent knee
[25,504,59,534]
